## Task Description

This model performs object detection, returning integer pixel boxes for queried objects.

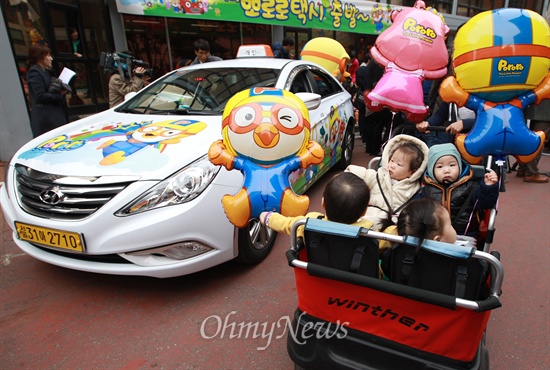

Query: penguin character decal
[208,88,324,228]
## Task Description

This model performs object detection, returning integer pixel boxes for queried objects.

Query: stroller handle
[288,218,504,312]
[426,125,448,132]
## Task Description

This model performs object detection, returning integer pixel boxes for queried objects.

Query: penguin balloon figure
[208,88,324,228]
[300,37,350,82]
[440,8,550,164]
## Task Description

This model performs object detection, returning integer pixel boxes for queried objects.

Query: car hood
[13,111,223,180]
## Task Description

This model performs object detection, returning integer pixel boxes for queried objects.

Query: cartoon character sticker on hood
[20,119,207,166]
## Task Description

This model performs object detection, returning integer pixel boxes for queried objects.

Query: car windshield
[117,67,280,115]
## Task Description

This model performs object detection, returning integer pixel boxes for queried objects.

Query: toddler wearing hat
[346,135,429,232]
[422,143,499,239]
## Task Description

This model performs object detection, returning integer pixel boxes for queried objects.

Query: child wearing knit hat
[422,143,499,240]
[345,135,430,231]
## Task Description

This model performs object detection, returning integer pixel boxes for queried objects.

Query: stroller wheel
[479,342,490,370]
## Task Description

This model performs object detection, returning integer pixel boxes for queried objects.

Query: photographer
[108,51,150,108]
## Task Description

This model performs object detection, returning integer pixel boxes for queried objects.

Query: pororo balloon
[452,8,550,102]
[300,37,350,82]
[440,8,550,164]
[208,87,324,228]
[365,0,450,122]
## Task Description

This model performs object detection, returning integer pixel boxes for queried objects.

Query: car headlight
[116,155,220,216]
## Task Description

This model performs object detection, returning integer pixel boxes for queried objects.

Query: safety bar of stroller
[286,218,504,313]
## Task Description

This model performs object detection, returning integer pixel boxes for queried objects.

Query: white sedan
[0,46,355,278]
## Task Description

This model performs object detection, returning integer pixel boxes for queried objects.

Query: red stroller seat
[286,218,504,369]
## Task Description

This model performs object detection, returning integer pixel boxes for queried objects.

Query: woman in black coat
[26,43,68,137]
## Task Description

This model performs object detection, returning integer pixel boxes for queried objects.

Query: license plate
[15,222,84,252]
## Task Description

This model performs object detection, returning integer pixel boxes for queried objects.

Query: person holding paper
[26,43,68,137]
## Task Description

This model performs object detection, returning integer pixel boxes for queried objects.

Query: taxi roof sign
[236,45,274,58]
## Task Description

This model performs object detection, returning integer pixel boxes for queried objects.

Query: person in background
[415,101,475,147]
[363,57,393,155]
[516,99,550,183]
[108,51,148,108]
[175,57,192,69]
[190,39,222,65]
[67,27,85,105]
[272,36,295,59]
[348,50,359,84]
[69,27,83,58]
[26,43,69,137]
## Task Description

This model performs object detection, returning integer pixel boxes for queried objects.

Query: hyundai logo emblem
[39,187,65,205]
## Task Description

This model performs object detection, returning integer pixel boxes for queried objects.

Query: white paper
[58,67,76,84]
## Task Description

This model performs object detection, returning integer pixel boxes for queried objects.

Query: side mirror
[294,92,321,110]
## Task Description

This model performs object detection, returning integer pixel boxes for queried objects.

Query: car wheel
[335,123,354,170]
[236,218,277,264]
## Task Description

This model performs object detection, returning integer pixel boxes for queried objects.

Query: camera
[99,51,153,78]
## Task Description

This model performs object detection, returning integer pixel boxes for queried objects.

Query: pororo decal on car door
[289,104,349,190]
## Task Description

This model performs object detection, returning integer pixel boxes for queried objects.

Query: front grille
[34,245,129,263]
[14,165,135,221]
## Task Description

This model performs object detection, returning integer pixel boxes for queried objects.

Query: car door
[286,66,352,194]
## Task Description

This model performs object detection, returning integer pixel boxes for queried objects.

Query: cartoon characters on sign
[440,8,550,164]
[208,88,324,228]
[371,3,386,34]
[300,37,350,82]
[365,0,450,123]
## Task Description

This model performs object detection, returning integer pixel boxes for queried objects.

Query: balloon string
[381,111,396,151]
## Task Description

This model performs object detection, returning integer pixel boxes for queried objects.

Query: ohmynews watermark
[200,311,349,350]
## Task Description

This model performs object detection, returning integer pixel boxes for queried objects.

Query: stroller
[285,217,504,369]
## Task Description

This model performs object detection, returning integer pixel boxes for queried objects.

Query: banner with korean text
[115,0,407,35]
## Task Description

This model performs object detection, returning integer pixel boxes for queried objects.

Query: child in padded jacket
[259,172,372,236]
[422,143,499,238]
[260,172,392,279]
[345,135,429,231]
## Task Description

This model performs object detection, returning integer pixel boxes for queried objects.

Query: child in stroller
[259,172,372,235]
[345,135,429,231]
[422,143,499,244]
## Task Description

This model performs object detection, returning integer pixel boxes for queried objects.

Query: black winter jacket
[422,163,499,235]
[27,65,68,137]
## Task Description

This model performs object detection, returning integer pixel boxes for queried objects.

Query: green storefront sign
[116,0,407,35]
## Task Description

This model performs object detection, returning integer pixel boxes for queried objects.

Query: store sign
[115,0,406,35]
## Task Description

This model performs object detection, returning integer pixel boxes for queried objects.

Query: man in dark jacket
[272,37,294,59]
[363,58,392,155]
[416,101,475,147]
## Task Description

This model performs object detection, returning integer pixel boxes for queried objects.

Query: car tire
[236,218,278,264]
[335,123,354,170]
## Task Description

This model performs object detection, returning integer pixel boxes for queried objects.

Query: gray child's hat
[427,143,462,181]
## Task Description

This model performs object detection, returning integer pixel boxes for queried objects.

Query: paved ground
[1,139,549,369]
